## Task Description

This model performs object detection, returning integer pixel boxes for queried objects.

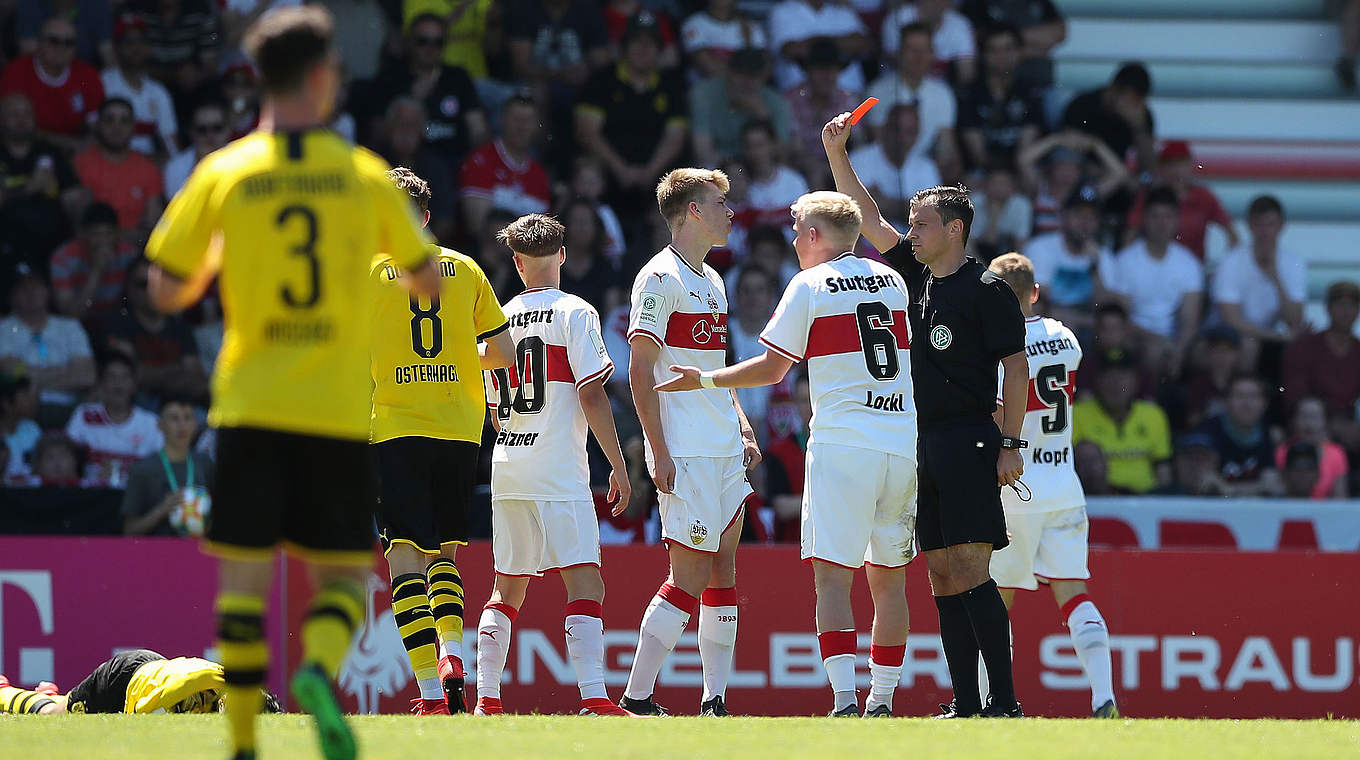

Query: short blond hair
[656,168,730,227]
[497,213,565,258]
[792,191,862,248]
[987,252,1035,302]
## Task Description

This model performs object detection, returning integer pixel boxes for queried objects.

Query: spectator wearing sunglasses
[0,17,106,152]
[101,15,178,163]
[164,100,229,197]
[74,98,165,242]
[16,0,115,68]
[363,13,488,168]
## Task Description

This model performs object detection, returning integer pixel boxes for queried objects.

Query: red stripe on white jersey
[664,312,728,351]
[1025,370,1076,412]
[500,343,576,387]
[805,310,910,359]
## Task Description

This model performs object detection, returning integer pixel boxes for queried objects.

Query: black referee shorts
[66,649,165,714]
[916,420,1010,552]
[208,426,378,564]
[374,436,479,555]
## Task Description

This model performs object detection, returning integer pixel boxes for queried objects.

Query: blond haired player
[143,8,437,759]
[987,253,1118,718]
[658,192,917,717]
[473,214,633,717]
[621,168,761,717]
[370,167,513,715]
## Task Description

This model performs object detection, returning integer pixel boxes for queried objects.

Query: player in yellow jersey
[0,650,280,715]
[143,8,437,760]
[371,167,513,715]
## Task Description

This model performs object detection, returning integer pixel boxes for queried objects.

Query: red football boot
[410,697,451,715]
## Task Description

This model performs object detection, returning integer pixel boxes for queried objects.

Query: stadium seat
[1158,521,1238,549]
[1277,520,1320,550]
[1088,517,1140,548]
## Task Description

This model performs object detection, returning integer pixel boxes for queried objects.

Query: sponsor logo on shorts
[690,519,708,546]
[930,325,952,350]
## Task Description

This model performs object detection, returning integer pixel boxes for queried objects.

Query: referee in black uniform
[822,112,1029,717]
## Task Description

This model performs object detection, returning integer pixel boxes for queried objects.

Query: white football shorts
[656,454,752,553]
[492,499,601,577]
[990,505,1091,590]
[801,443,918,569]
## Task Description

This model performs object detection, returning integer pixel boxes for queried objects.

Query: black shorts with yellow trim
[374,436,479,555]
[66,649,164,714]
[206,426,377,565]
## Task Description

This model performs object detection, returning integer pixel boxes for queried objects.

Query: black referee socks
[959,579,1016,706]
[933,592,981,713]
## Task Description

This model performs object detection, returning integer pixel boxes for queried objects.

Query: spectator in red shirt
[762,374,811,542]
[1275,398,1350,499]
[459,93,551,236]
[1283,281,1360,454]
[50,202,139,319]
[0,17,104,151]
[74,97,164,241]
[1125,140,1239,259]
[17,0,115,69]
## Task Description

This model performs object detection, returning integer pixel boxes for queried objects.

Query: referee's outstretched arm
[821,113,900,253]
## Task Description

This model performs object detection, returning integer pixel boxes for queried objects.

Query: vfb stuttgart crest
[930,324,952,350]
[706,292,721,322]
[690,519,708,546]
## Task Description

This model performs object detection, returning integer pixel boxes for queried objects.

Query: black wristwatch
[1000,436,1029,450]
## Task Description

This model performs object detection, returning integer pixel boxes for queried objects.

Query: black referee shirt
[882,235,1026,429]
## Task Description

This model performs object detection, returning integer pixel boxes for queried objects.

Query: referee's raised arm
[821,113,900,253]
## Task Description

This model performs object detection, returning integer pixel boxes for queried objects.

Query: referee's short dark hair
[910,184,974,247]
[386,166,431,214]
[243,6,335,95]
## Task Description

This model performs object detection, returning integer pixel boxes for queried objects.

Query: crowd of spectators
[0,0,1356,545]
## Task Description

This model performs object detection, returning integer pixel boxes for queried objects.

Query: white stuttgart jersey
[628,247,742,460]
[485,288,614,501]
[760,253,916,459]
[998,315,1085,513]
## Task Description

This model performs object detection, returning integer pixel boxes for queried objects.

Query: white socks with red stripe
[818,629,857,711]
[624,582,696,700]
[476,602,516,699]
[1064,594,1115,711]
[866,643,905,712]
[565,599,608,701]
[698,587,738,702]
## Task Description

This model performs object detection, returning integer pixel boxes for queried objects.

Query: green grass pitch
[5,714,1357,760]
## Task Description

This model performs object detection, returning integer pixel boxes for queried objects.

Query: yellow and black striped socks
[300,579,364,678]
[391,573,443,699]
[216,593,268,753]
[425,558,465,662]
[0,685,55,714]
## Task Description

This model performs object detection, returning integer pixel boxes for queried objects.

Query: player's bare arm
[479,329,515,370]
[655,351,795,393]
[629,335,675,494]
[148,263,218,314]
[821,113,900,253]
[578,377,633,516]
[998,349,1029,486]
[731,388,763,470]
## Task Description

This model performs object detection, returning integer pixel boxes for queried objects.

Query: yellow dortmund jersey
[125,657,225,714]
[146,130,429,440]
[370,245,508,444]
[1072,398,1172,493]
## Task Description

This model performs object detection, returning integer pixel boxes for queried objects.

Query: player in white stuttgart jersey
[621,169,761,718]
[987,253,1117,718]
[474,215,632,717]
[658,192,917,718]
